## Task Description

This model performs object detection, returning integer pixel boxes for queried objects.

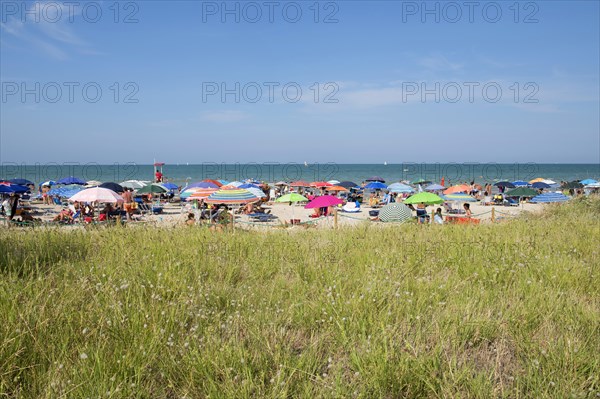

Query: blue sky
[1,0,599,164]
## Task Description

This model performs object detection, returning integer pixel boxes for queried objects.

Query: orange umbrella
[290,180,310,187]
[203,179,223,187]
[529,178,545,184]
[443,184,470,195]
[325,185,348,192]
[310,181,333,188]
[187,188,218,201]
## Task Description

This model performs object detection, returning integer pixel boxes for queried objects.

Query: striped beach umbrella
[442,193,477,202]
[530,192,569,203]
[378,203,413,223]
[205,188,259,204]
[186,188,218,201]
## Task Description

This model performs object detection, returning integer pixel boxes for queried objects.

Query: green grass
[1,197,599,398]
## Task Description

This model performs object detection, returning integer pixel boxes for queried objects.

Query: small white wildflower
[80,353,88,359]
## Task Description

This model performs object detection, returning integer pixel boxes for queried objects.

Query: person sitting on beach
[185,212,195,226]
[53,207,74,223]
[434,208,444,225]
[416,203,429,224]
[463,203,472,217]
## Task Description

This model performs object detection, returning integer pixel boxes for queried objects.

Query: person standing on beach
[122,188,134,221]
[155,169,163,183]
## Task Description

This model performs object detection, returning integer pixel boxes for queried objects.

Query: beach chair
[504,197,520,207]
[341,202,361,213]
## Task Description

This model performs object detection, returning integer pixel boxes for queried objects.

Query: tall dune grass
[1,197,599,398]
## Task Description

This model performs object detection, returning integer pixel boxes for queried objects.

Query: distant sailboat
[384,161,387,166]
[304,161,308,167]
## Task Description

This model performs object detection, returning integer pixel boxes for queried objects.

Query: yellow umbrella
[529,178,545,183]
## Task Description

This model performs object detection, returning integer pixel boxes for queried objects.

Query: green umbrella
[504,187,538,197]
[404,192,444,205]
[137,183,168,194]
[275,193,308,203]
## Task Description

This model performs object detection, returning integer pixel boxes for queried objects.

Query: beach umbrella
[185,181,220,190]
[276,193,308,203]
[9,178,34,186]
[229,181,244,187]
[186,188,218,201]
[325,185,349,192]
[245,187,266,198]
[443,184,470,194]
[137,183,168,194]
[85,180,102,187]
[310,181,333,188]
[561,181,583,189]
[494,181,515,188]
[48,184,84,198]
[239,183,260,189]
[205,188,259,204]
[217,179,229,185]
[274,181,288,186]
[542,179,557,185]
[290,180,310,187]
[338,181,359,189]
[425,183,445,191]
[0,182,30,194]
[404,192,444,205]
[580,179,598,185]
[203,179,223,187]
[388,182,414,193]
[41,180,56,187]
[504,187,538,197]
[99,182,125,193]
[512,180,530,187]
[531,182,550,189]
[161,182,179,191]
[121,180,148,189]
[529,178,545,184]
[365,182,387,190]
[442,193,477,202]
[305,195,343,209]
[56,176,86,185]
[584,182,600,188]
[327,180,340,185]
[378,203,413,223]
[530,192,570,203]
[366,176,385,182]
[411,178,431,185]
[69,187,123,203]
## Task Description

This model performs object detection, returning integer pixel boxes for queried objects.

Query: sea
[1,163,599,186]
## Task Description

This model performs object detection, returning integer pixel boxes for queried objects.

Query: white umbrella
[69,187,124,203]
[121,180,149,189]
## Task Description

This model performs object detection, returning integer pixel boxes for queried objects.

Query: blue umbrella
[365,182,388,190]
[184,181,219,190]
[388,183,414,193]
[530,192,569,203]
[512,180,530,187]
[494,181,515,188]
[239,183,260,189]
[56,176,86,185]
[580,179,598,185]
[531,182,550,189]
[161,182,179,191]
[9,178,34,185]
[0,182,30,194]
[425,183,445,191]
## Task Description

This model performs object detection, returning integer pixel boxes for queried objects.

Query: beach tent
[378,203,413,223]
[530,192,569,203]
[404,192,444,205]
[69,187,123,203]
[56,176,86,185]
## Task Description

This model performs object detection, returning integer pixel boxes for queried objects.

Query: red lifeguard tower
[154,161,165,182]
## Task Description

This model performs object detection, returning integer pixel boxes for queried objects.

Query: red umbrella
[203,179,223,187]
[305,195,343,209]
[310,181,333,188]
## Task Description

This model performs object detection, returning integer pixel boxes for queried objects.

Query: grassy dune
[1,197,599,398]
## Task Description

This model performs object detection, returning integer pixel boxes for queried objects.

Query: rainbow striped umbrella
[205,188,259,204]
[186,188,218,201]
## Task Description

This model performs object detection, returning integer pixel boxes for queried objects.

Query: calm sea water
[2,163,599,186]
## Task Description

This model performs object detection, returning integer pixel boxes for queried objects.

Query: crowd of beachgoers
[1,171,599,229]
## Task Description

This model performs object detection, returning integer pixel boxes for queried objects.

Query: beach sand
[23,200,545,229]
